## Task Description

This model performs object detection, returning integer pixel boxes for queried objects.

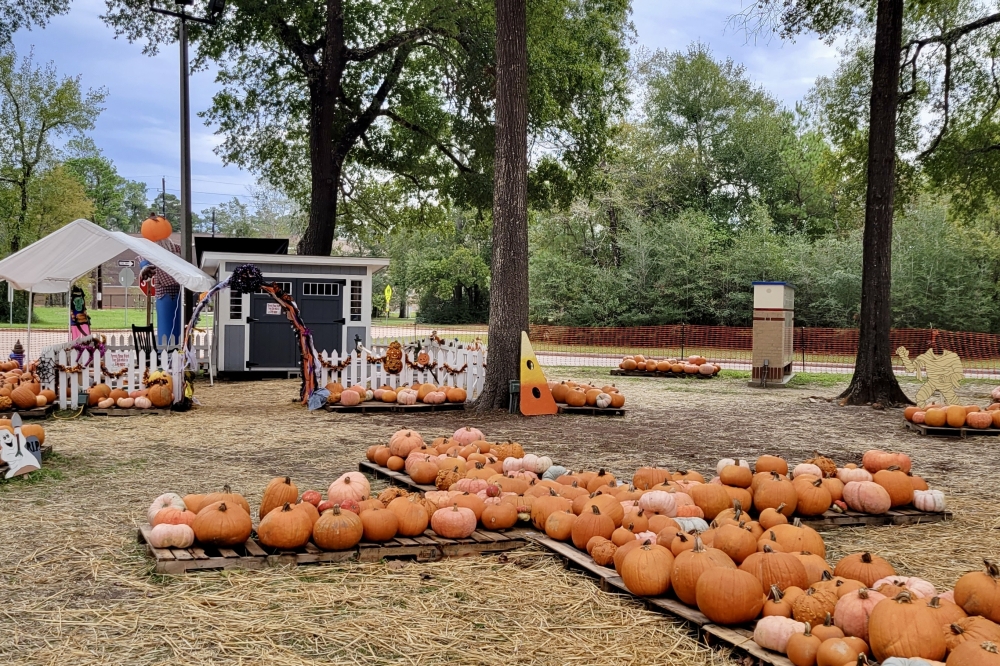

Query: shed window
[303,282,339,296]
[228,291,242,319]
[350,281,362,321]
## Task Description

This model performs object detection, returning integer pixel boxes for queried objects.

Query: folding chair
[131,324,157,358]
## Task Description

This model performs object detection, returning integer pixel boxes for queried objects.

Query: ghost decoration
[1,414,42,478]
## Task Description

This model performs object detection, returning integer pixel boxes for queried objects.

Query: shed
[199,248,389,376]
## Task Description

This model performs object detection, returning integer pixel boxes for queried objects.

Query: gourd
[147,523,195,548]
[257,503,313,549]
[753,615,805,653]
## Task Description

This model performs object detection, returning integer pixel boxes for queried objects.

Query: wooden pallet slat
[556,405,627,417]
[88,408,171,417]
[904,419,1000,438]
[0,404,56,419]
[325,402,468,414]
[610,369,715,380]
[797,506,950,529]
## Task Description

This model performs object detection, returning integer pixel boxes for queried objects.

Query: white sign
[119,267,135,287]
[266,302,282,316]
[107,351,131,370]
[118,260,135,267]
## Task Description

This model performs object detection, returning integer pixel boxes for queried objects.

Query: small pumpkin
[753,615,805,653]
[834,551,895,587]
[147,523,195,549]
[257,502,313,550]
[260,476,299,520]
[954,560,1000,623]
[786,623,822,666]
[312,505,363,550]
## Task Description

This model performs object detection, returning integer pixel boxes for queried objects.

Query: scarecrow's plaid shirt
[153,239,181,296]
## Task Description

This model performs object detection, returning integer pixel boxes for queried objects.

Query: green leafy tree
[102,0,631,257]
[0,45,105,252]
[0,0,68,42]
[63,138,148,231]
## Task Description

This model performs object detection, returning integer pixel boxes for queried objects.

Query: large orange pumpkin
[141,213,173,242]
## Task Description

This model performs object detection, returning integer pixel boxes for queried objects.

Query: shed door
[297,279,345,354]
[248,281,296,368]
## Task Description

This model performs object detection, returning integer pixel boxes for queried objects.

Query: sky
[11,0,841,214]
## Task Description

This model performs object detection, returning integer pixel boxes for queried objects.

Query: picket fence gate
[317,337,486,400]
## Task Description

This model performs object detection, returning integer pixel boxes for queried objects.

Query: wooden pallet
[88,408,171,417]
[359,461,436,493]
[0,404,55,419]
[531,534,792,666]
[904,419,1000,438]
[557,405,626,417]
[325,402,467,414]
[0,444,52,477]
[797,505,951,529]
[610,369,714,379]
[138,523,528,574]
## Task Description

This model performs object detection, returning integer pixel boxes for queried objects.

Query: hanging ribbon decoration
[180,264,322,404]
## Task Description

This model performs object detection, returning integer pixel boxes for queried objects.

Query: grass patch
[0,305,214,330]
[0,465,64,487]
[786,372,852,388]
[719,370,751,380]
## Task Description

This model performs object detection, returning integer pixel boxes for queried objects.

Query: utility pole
[161,176,166,216]
[211,209,216,237]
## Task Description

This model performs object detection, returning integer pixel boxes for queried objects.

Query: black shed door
[248,280,296,368]
[297,279,345,354]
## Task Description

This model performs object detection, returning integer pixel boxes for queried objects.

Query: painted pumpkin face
[417,351,430,365]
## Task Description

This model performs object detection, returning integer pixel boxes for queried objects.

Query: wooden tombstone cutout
[519,332,558,416]
[896,345,964,406]
[1,414,41,478]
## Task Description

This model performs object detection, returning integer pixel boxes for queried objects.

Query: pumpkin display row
[906,403,1000,430]
[86,378,172,410]
[0,368,55,410]
[325,381,466,406]
[548,381,626,409]
[619,354,721,376]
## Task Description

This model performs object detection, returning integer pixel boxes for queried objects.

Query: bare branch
[918,42,952,161]
[345,26,450,62]
[338,45,414,154]
[268,17,320,80]
[902,11,1000,51]
[379,109,474,173]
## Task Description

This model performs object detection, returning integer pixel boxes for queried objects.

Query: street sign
[384,284,393,305]
[118,260,135,267]
[118,267,135,287]
[139,274,155,297]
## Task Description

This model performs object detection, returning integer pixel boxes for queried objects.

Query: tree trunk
[477,0,529,411]
[398,293,407,319]
[608,204,621,267]
[840,0,911,407]
[297,93,341,256]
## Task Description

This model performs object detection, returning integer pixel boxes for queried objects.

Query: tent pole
[67,287,72,342]
[26,288,32,365]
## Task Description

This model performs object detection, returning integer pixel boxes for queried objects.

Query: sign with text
[107,350,132,370]
[118,260,135,267]
[266,302,282,316]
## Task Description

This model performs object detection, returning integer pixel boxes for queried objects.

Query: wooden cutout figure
[897,345,964,406]
[520,332,558,416]
[1,414,40,478]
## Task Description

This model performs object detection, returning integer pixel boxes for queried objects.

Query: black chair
[131,324,158,358]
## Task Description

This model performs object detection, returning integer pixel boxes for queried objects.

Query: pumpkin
[445,387,467,403]
[192,501,252,547]
[945,640,1000,665]
[843,481,891,514]
[147,523,195,549]
[586,469,617,493]
[759,505,789,530]
[913,489,945,512]
[688,483,731,521]
[816,638,870,666]
[670,535,736,605]
[756,455,788,476]
[793,587,839,626]
[872,576,936,600]
[945,617,1000,653]
[911,410,926,424]
[868,591,947,662]
[257,503,313,550]
[147,493,186,524]
[591,539,618,566]
[767,519,826,558]
[359,507,398,541]
[340,390,361,406]
[811,613,844,642]
[873,467,914,507]
[11,385,36,409]
[141,213,173,241]
[396,390,417,406]
[328,475,370,508]
[97,397,114,409]
[834,552,895,587]
[33,394,45,407]
[740,545,809,596]
[312,505,364,550]
[674,516,710,533]
[786,623,822,666]
[621,542,674,596]
[152,506,196,528]
[113,397,133,408]
[754,615,806,653]
[571,504,615,550]
[955,560,1000,622]
[148,382,173,408]
[108,388,128,402]
[720,464,753,488]
[796,552,833,585]
[924,408,948,426]
[834,587,886,643]
[203,485,251,516]
[862,449,912,474]
[295,501,320,526]
[793,463,823,479]
[755,472,798,516]
[714,524,757,564]
[837,467,873,484]
[797,479,833,516]
[260,476,299,520]
[696,567,764,625]
[387,496,430,536]
[431,504,477,538]
[482,502,518,530]
[594,392,613,408]
[182,494,207,514]
[968,411,994,429]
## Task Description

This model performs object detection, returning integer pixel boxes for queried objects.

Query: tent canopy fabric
[0,219,215,293]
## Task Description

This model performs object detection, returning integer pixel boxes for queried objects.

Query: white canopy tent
[0,219,216,360]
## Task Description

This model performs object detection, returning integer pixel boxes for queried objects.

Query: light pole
[149,0,225,324]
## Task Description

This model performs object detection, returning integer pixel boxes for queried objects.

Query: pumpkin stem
[894,590,913,603]
[927,596,942,609]
[861,552,873,563]
[802,622,812,636]
[769,584,783,601]
[950,623,964,635]
[776,502,786,513]
[823,612,833,626]
[812,479,823,487]
[763,544,774,553]
[283,476,291,485]
[590,505,601,515]
[332,505,341,515]
[857,587,869,599]
[886,465,900,471]
[792,517,803,527]
[282,502,292,511]
[223,484,232,493]
[770,471,780,480]
[218,502,228,512]
[985,559,1000,579]
[692,536,705,553]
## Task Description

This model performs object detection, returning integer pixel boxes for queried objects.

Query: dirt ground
[0,370,995,665]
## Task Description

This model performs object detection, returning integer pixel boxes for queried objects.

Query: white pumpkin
[521,454,539,473]
[992,386,1000,402]
[716,458,750,476]
[837,467,873,483]
[872,575,936,599]
[364,389,374,401]
[147,523,195,549]
[147,493,186,524]
[753,616,805,652]
[792,463,822,479]
[595,392,612,408]
[674,517,709,533]
[134,396,152,409]
[638,490,679,517]
[533,455,552,474]
[502,457,523,473]
[542,465,567,481]
[913,489,945,512]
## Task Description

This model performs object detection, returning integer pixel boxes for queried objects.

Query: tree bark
[477,0,529,410]
[840,0,911,407]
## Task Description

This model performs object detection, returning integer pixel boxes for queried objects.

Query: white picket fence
[318,336,486,400]
[39,334,191,409]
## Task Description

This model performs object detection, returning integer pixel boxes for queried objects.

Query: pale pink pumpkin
[396,390,417,405]
[430,504,477,538]
[147,523,195,549]
[843,480,891,514]
[423,391,446,404]
[451,478,488,494]
[328,473,371,504]
[147,493,185,524]
[837,467,873,483]
[833,587,886,643]
[339,390,361,406]
[638,490,679,517]
[452,426,484,445]
[872,575,936,599]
